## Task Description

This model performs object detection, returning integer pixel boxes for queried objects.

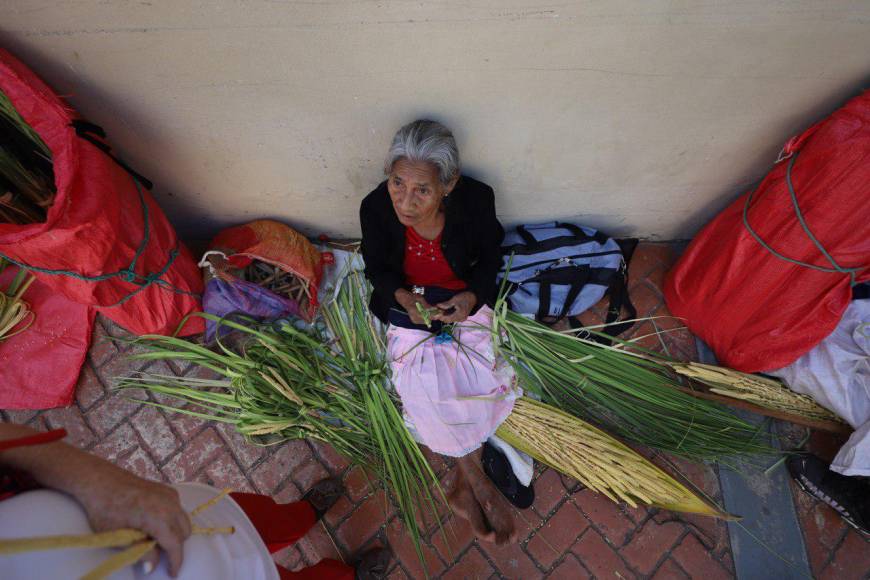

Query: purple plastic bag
[203,278,300,340]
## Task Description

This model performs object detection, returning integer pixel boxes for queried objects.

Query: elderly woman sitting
[360,120,523,544]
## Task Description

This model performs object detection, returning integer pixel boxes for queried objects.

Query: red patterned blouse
[403,227,467,290]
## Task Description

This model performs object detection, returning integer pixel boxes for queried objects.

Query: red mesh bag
[0,49,203,336]
[664,91,870,372]
[0,267,94,409]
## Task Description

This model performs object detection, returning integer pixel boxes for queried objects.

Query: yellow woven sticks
[496,397,735,519]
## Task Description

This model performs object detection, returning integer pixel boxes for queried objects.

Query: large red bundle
[0,49,203,336]
[665,91,870,372]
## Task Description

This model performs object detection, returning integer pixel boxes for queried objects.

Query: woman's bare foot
[446,450,517,545]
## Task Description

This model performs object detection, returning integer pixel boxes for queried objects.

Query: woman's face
[387,158,456,227]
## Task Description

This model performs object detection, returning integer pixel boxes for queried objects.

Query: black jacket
[359,176,505,323]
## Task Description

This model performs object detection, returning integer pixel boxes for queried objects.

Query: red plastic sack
[665,91,870,372]
[0,268,94,409]
[0,49,203,336]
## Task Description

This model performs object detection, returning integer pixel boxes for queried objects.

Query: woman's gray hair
[384,120,461,185]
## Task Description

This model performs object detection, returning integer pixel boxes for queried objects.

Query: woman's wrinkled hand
[76,463,191,576]
[395,289,435,326]
[434,291,477,323]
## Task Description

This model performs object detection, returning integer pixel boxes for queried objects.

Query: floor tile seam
[43,408,100,453]
[74,360,108,413]
[90,354,158,405]
[578,522,651,579]
[86,412,144,452]
[128,402,199,466]
[287,456,333,491]
[158,425,224,483]
[439,540,488,577]
[540,551,583,579]
[563,525,597,572]
[99,423,149,469]
[238,442,282,481]
[632,527,693,579]
[673,530,732,576]
[614,507,656,547]
[325,488,388,535]
[630,255,669,283]
[573,503,633,551]
[209,420,271,487]
[821,526,852,572]
[383,513,451,574]
[146,402,205,464]
[531,480,573,521]
[654,513,717,550]
[305,439,350,478]
[517,520,557,574]
[153,420,209,471]
[338,523,385,566]
[206,430,261,491]
[529,519,589,573]
[665,555,693,580]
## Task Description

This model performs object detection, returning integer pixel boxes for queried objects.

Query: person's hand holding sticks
[433,291,477,324]
[0,423,192,576]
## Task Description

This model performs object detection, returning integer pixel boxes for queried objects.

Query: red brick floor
[3,243,868,578]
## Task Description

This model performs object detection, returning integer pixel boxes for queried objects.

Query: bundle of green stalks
[0,259,36,340]
[497,397,733,518]
[117,271,443,566]
[669,362,843,424]
[491,300,774,462]
[0,89,55,224]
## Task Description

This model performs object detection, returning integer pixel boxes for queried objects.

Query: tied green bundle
[0,259,36,340]
[491,299,774,462]
[118,271,443,567]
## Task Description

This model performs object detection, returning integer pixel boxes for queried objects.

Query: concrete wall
[3,1,869,240]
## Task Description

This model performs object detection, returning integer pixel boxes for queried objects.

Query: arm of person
[359,195,433,325]
[0,422,191,576]
[435,187,504,323]
[359,195,405,301]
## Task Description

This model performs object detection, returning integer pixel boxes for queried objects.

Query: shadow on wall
[0,33,217,234]
[3,32,869,242]
[678,73,870,241]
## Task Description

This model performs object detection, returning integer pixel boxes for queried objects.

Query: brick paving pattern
[3,243,868,578]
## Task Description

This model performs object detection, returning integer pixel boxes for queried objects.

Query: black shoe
[787,454,870,535]
[354,548,392,580]
[302,477,344,520]
[482,441,534,509]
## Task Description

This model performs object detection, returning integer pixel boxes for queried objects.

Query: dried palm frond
[669,362,844,424]
[496,397,734,518]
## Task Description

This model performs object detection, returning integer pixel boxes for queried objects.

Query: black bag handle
[534,266,591,324]
[71,120,154,190]
[516,222,595,248]
[536,280,552,322]
[569,238,639,342]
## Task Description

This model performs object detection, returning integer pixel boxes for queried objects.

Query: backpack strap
[600,238,638,339]
[535,266,591,324]
[568,238,638,341]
